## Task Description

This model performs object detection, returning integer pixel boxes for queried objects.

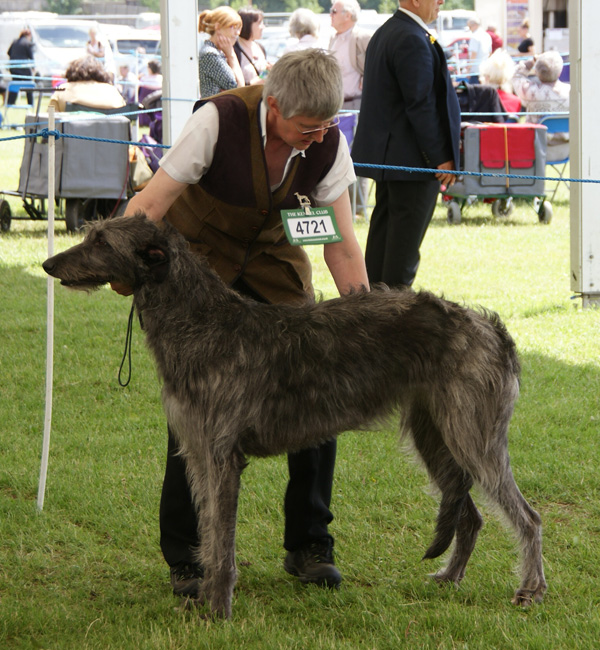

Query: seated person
[512,50,570,162]
[138,60,163,92]
[116,63,138,104]
[479,49,521,114]
[49,56,126,113]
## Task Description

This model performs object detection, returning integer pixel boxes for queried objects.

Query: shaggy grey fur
[43,215,546,618]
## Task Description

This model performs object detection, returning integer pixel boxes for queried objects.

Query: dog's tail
[422,479,473,560]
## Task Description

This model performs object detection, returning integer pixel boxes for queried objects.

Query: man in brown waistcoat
[120,49,368,597]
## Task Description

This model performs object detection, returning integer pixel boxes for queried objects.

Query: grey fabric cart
[442,122,552,225]
[1,112,130,233]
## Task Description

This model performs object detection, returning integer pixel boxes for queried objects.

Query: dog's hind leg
[480,465,546,606]
[454,394,546,605]
[432,493,483,584]
[406,405,482,581]
[188,446,246,619]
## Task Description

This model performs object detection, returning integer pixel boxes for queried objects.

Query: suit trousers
[159,280,337,567]
[365,179,440,287]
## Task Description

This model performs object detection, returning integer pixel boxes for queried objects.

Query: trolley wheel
[65,199,86,233]
[491,198,515,219]
[538,200,553,224]
[446,201,462,225]
[0,199,11,232]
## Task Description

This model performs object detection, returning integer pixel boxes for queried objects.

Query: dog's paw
[511,583,546,607]
[430,569,464,586]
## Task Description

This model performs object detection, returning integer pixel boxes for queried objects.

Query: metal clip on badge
[294,192,312,215]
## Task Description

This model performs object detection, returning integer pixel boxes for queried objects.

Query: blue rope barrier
[25,128,173,151]
[352,162,593,185]
[0,125,592,185]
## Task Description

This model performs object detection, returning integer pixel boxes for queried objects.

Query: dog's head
[42,214,173,291]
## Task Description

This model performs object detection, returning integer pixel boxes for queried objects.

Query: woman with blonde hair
[198,6,245,97]
[479,49,521,114]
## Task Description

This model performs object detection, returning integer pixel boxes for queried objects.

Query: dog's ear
[137,245,170,284]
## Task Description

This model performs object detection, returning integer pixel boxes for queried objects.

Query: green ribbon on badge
[281,193,343,246]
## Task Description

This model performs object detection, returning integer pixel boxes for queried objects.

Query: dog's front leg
[195,448,245,619]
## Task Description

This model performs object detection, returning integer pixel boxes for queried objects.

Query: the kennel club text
[281,207,343,246]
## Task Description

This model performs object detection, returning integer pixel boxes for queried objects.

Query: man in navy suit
[352,0,460,288]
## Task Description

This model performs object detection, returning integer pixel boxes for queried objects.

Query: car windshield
[116,38,160,55]
[35,25,90,48]
[448,17,470,30]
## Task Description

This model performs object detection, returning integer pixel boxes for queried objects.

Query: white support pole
[37,106,56,511]
[569,0,600,307]
[159,0,199,146]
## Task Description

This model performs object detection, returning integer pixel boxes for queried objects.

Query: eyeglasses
[292,116,340,136]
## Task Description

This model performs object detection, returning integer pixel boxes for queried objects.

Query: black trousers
[7,67,34,106]
[159,279,337,567]
[365,179,440,287]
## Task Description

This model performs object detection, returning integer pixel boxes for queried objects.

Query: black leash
[118,301,135,387]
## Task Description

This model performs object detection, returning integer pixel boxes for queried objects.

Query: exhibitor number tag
[281,206,342,246]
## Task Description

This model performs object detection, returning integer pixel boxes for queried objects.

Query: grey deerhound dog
[43,215,546,618]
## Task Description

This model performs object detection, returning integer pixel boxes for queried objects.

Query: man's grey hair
[288,8,320,39]
[333,0,361,22]
[263,49,343,119]
[534,50,564,83]
[468,16,482,27]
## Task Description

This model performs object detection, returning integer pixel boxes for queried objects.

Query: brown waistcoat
[165,85,340,305]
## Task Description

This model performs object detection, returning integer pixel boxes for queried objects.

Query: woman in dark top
[517,19,535,55]
[7,28,35,105]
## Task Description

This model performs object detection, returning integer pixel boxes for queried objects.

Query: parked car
[259,25,298,63]
[0,11,56,75]
[135,13,161,30]
[28,19,115,83]
[443,35,471,77]
[103,24,161,71]
[435,9,476,47]
[259,10,391,64]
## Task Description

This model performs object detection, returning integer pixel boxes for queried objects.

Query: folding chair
[538,114,569,201]
[3,81,36,126]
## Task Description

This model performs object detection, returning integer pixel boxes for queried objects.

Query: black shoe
[283,540,342,588]
[169,562,204,598]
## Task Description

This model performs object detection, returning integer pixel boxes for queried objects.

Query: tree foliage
[45,0,84,15]
[138,0,161,11]
[202,0,474,14]
[44,0,473,20]
[442,0,474,9]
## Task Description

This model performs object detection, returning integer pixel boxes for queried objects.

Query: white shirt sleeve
[159,100,356,204]
[311,132,357,206]
[159,102,219,184]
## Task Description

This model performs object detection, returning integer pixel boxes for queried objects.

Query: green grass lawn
[1,130,600,649]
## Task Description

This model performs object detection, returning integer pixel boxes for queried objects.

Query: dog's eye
[94,235,107,247]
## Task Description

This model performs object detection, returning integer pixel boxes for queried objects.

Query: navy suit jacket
[352,10,461,181]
